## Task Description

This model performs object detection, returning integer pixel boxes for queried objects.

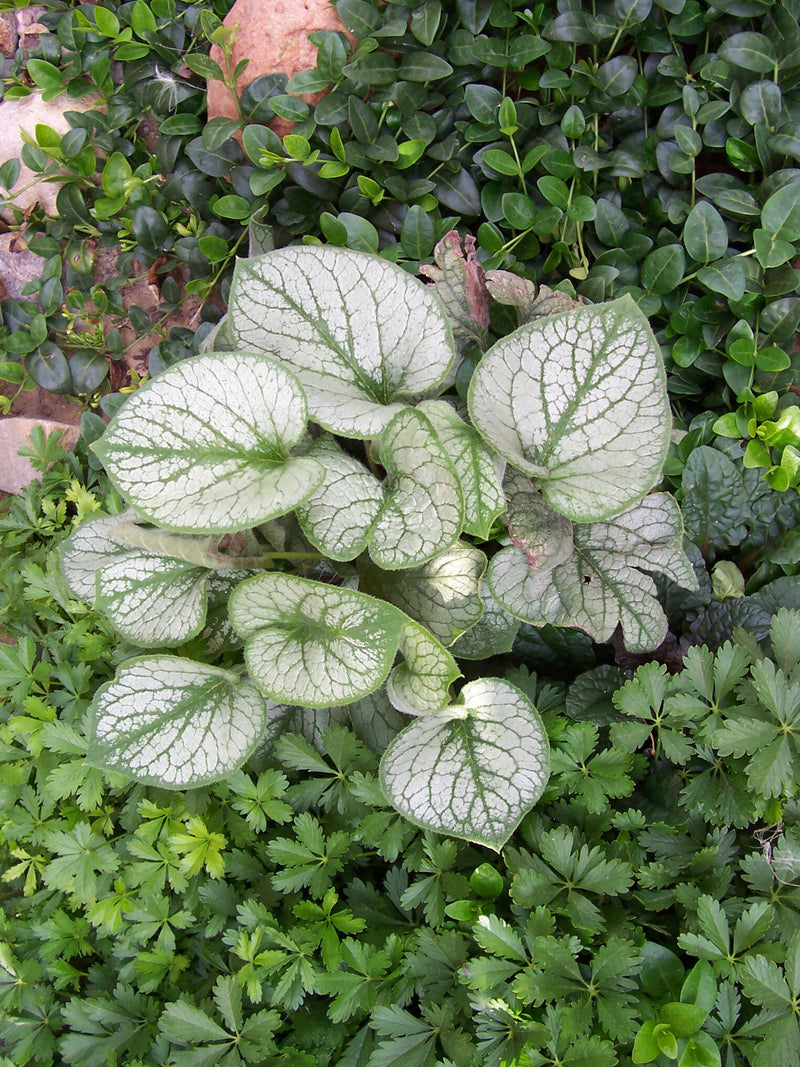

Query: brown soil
[2,249,211,430]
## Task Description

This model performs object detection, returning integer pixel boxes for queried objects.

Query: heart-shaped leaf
[298,412,465,569]
[369,408,463,569]
[88,656,271,788]
[60,514,139,602]
[61,514,217,647]
[295,436,384,561]
[468,295,671,522]
[360,543,486,645]
[417,399,506,539]
[94,352,324,533]
[488,494,698,653]
[387,618,461,714]
[95,555,212,648]
[227,245,457,438]
[229,573,408,708]
[380,678,550,849]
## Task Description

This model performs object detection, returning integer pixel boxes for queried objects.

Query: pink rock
[0,417,80,495]
[207,0,352,137]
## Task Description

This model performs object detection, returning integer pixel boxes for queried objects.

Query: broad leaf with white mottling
[229,573,407,708]
[296,436,384,560]
[360,544,486,645]
[417,399,505,539]
[88,656,269,788]
[62,514,216,648]
[227,245,457,437]
[95,556,212,648]
[468,295,671,522]
[451,580,520,660]
[94,352,324,533]
[380,678,550,849]
[488,494,697,653]
[60,514,139,602]
[369,408,463,569]
[387,619,461,715]
[504,467,573,572]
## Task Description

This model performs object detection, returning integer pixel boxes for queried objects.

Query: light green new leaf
[369,408,463,569]
[488,494,697,653]
[417,400,506,539]
[380,678,550,849]
[503,467,573,572]
[229,573,408,708]
[227,245,457,438]
[467,295,671,522]
[360,544,486,645]
[450,579,520,660]
[387,618,461,714]
[94,352,324,533]
[296,436,384,561]
[88,656,270,788]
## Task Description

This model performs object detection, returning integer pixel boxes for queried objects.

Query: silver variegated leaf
[360,544,486,645]
[417,399,506,539]
[295,436,384,561]
[94,352,324,533]
[60,513,139,602]
[380,678,550,849]
[369,408,463,570]
[88,656,269,788]
[488,494,698,653]
[468,295,671,522]
[387,619,461,715]
[229,573,408,708]
[62,514,216,648]
[227,245,457,438]
[94,555,211,648]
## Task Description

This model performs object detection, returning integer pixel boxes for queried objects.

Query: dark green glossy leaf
[69,350,109,394]
[596,55,638,96]
[695,257,746,300]
[641,244,686,294]
[683,202,728,262]
[681,446,750,554]
[337,0,382,35]
[455,0,492,32]
[26,344,72,394]
[400,205,435,259]
[434,168,481,215]
[719,31,776,73]
[739,80,783,126]
[397,54,453,82]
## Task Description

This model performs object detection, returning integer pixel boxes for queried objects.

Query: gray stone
[0,416,80,494]
[0,232,45,300]
[0,91,102,221]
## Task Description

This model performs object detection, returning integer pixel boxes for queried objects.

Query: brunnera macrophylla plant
[59,239,697,849]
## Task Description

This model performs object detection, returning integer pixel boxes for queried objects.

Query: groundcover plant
[58,240,697,849]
